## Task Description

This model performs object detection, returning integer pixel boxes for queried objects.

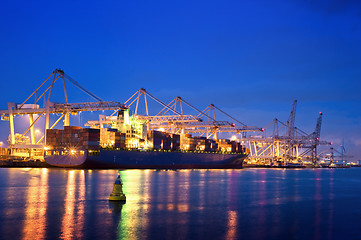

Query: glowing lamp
[70,149,77,155]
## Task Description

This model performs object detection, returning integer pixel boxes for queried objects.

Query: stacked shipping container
[80,128,100,150]
[171,134,180,150]
[46,127,244,153]
[100,128,126,149]
[46,126,100,150]
[147,131,181,150]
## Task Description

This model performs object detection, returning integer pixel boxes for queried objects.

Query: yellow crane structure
[0,69,125,158]
[244,101,331,166]
[119,88,261,137]
[84,88,262,152]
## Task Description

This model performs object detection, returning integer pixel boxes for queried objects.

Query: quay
[0,157,51,168]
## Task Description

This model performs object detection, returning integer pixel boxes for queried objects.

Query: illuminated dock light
[70,149,76,156]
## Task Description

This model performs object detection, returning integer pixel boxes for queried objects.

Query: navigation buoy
[109,174,126,202]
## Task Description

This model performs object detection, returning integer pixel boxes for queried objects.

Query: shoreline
[0,158,359,169]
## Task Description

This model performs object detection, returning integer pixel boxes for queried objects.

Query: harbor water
[0,168,360,240]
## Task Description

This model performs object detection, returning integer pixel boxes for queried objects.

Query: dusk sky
[1,0,360,160]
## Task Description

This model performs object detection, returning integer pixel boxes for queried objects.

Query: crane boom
[287,100,297,138]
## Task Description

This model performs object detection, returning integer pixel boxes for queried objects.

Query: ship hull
[45,150,246,169]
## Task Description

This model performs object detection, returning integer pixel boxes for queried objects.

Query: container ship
[44,109,247,169]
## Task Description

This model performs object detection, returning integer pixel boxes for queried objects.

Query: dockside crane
[311,112,323,163]
[297,112,332,164]
[244,99,332,166]
[123,89,200,123]
[286,100,297,138]
[0,69,125,157]
[332,140,352,164]
[89,88,261,139]
[285,100,297,163]
[319,142,353,165]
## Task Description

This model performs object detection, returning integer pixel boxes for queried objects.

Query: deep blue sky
[1,0,360,160]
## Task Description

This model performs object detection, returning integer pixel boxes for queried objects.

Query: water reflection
[225,210,238,239]
[0,168,359,240]
[60,170,85,239]
[108,201,125,224]
[328,170,334,239]
[257,169,266,239]
[314,170,322,240]
[22,168,48,240]
[118,170,194,239]
[117,170,144,239]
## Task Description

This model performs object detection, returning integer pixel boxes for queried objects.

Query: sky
[0,0,360,160]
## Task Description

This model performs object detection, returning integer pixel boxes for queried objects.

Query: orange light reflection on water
[167,171,175,211]
[60,170,86,240]
[22,168,48,240]
[225,210,238,239]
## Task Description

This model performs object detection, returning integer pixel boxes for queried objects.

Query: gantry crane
[244,100,331,166]
[0,69,125,157]
[297,112,324,164]
[318,142,353,166]
[85,88,261,139]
